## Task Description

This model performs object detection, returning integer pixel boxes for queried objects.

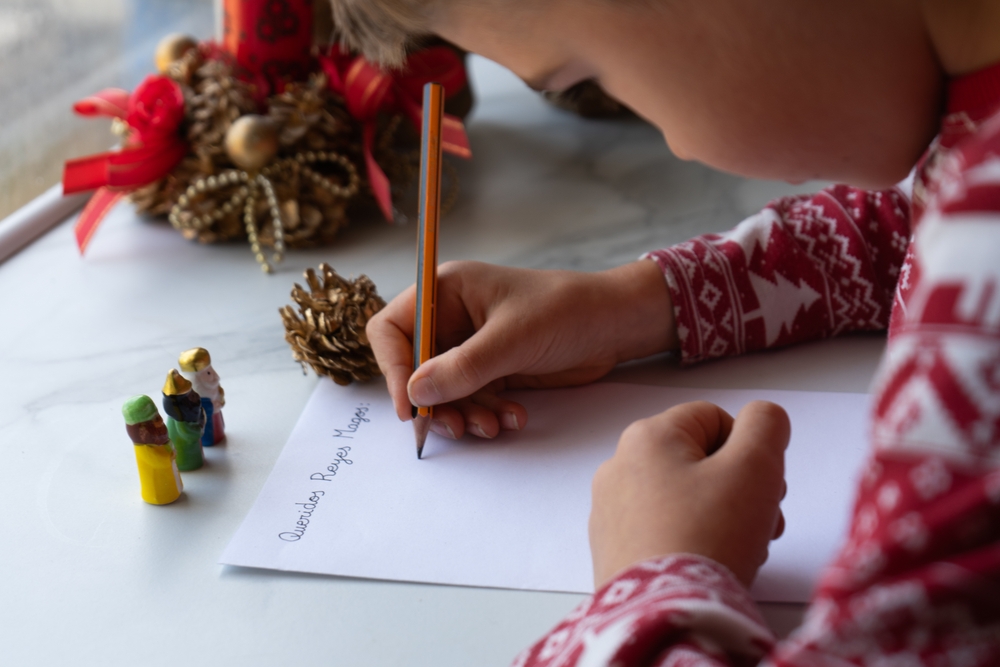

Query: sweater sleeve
[644,185,911,364]
[515,127,1000,665]
[509,555,775,667]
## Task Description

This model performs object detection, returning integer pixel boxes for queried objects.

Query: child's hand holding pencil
[368,258,678,439]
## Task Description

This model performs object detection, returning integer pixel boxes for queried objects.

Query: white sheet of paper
[221,380,870,603]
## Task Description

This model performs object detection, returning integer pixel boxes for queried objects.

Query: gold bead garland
[168,150,360,272]
[245,174,284,272]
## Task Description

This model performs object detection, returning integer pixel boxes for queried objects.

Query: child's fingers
[673,401,735,456]
[432,400,499,439]
[455,399,501,438]
[429,404,464,439]
[407,320,523,407]
[470,390,527,431]
[713,400,790,484]
[425,387,525,441]
[617,401,734,463]
[367,287,417,421]
[430,400,500,439]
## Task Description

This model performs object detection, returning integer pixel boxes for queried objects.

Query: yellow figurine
[178,347,226,446]
[122,395,183,505]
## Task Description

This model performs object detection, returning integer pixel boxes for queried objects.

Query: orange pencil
[413,82,445,459]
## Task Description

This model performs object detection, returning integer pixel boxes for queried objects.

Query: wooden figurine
[122,395,183,505]
[162,369,206,471]
[178,347,226,446]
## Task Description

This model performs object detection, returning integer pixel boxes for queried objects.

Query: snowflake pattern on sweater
[516,62,1000,667]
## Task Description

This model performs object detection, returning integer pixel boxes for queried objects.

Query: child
[337,0,1000,664]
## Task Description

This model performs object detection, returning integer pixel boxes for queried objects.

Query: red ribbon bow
[63,75,188,254]
[319,45,472,222]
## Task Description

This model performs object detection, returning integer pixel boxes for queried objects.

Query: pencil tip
[413,415,430,459]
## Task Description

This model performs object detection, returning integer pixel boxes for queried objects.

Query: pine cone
[280,263,386,385]
[186,57,258,165]
[267,73,354,152]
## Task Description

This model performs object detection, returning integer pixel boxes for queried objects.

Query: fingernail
[430,419,455,439]
[502,412,520,430]
[473,423,491,439]
[409,375,443,407]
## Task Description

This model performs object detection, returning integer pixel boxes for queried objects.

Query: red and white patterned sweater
[514,63,1000,667]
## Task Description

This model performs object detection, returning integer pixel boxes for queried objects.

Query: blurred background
[0,0,213,219]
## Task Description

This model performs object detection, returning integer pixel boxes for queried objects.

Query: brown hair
[327,0,438,67]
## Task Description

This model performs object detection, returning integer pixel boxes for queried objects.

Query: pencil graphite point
[414,414,430,459]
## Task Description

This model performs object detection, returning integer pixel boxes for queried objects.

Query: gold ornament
[155,34,199,74]
[225,116,280,172]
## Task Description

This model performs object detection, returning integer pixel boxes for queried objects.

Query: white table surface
[0,56,885,666]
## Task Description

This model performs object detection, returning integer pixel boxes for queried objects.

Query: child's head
[330,0,943,189]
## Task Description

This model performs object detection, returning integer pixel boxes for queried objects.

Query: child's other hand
[590,401,789,589]
[367,260,675,439]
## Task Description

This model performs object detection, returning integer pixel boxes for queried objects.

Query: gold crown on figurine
[163,369,193,396]
[178,347,212,372]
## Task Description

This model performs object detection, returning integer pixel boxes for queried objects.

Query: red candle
[222,0,314,87]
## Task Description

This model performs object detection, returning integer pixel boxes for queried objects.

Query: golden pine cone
[185,57,258,165]
[280,263,386,385]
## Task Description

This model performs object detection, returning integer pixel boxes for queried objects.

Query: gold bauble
[155,34,199,74]
[225,116,280,172]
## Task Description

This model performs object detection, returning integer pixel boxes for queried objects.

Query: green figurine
[161,369,206,471]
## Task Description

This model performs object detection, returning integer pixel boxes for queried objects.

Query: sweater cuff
[642,247,728,365]
[512,554,774,667]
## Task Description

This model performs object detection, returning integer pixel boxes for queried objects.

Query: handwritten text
[278,490,326,542]
[332,404,370,439]
[309,446,353,482]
